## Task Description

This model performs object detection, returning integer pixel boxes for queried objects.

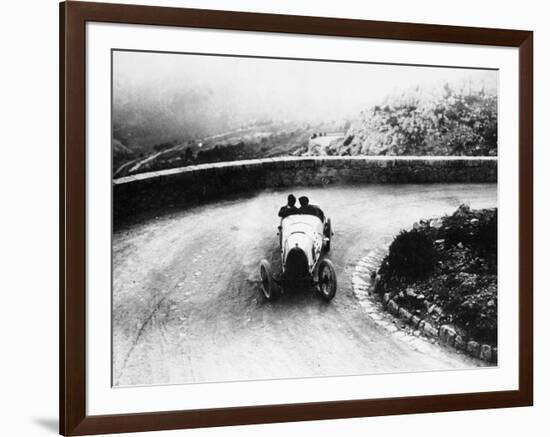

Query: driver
[298,196,325,221]
[278,194,299,218]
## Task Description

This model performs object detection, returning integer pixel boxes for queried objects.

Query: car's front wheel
[259,259,278,301]
[316,258,337,301]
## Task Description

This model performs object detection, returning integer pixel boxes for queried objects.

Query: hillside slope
[323,84,497,157]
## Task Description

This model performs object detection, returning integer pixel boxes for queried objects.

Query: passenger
[298,196,325,221]
[278,194,299,218]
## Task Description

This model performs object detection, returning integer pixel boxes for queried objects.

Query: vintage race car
[259,212,337,301]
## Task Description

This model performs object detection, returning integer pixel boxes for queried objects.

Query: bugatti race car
[259,212,337,301]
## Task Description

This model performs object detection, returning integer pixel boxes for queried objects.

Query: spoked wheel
[259,259,277,301]
[316,258,337,301]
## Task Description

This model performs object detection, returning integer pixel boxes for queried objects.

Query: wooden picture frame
[60,1,533,435]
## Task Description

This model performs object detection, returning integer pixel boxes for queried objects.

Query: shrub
[442,205,497,267]
[386,229,436,279]
[473,211,497,255]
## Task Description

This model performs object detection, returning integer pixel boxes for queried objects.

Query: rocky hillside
[323,84,497,157]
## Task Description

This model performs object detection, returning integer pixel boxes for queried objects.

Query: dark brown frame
[60,1,533,435]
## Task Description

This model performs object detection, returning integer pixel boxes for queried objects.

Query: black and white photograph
[112,50,499,387]
[2,0,545,434]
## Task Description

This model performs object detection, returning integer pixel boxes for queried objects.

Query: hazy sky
[114,50,497,125]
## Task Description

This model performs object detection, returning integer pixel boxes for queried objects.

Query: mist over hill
[112,51,498,176]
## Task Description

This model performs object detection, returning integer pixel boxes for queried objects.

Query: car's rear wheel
[259,259,277,301]
[317,259,337,301]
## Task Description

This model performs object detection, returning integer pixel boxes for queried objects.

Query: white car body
[281,214,324,276]
[259,208,336,301]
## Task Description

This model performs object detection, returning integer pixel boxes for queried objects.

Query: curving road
[113,183,497,387]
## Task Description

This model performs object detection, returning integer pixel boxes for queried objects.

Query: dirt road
[113,183,497,386]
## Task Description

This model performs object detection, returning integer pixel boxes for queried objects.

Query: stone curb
[352,248,497,364]
[383,297,497,363]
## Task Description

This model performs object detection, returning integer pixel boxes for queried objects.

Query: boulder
[398,307,412,322]
[480,344,493,361]
[439,325,456,346]
[387,300,399,316]
[411,315,421,328]
[467,341,481,357]
[423,322,439,338]
[454,335,466,351]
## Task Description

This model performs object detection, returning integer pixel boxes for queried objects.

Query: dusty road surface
[113,183,497,386]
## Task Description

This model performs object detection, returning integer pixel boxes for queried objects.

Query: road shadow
[33,417,58,434]
[255,282,335,313]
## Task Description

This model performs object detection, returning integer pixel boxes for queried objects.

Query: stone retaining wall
[114,156,497,224]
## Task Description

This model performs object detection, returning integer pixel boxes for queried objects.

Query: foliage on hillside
[114,127,312,177]
[326,84,497,157]
[375,205,498,344]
